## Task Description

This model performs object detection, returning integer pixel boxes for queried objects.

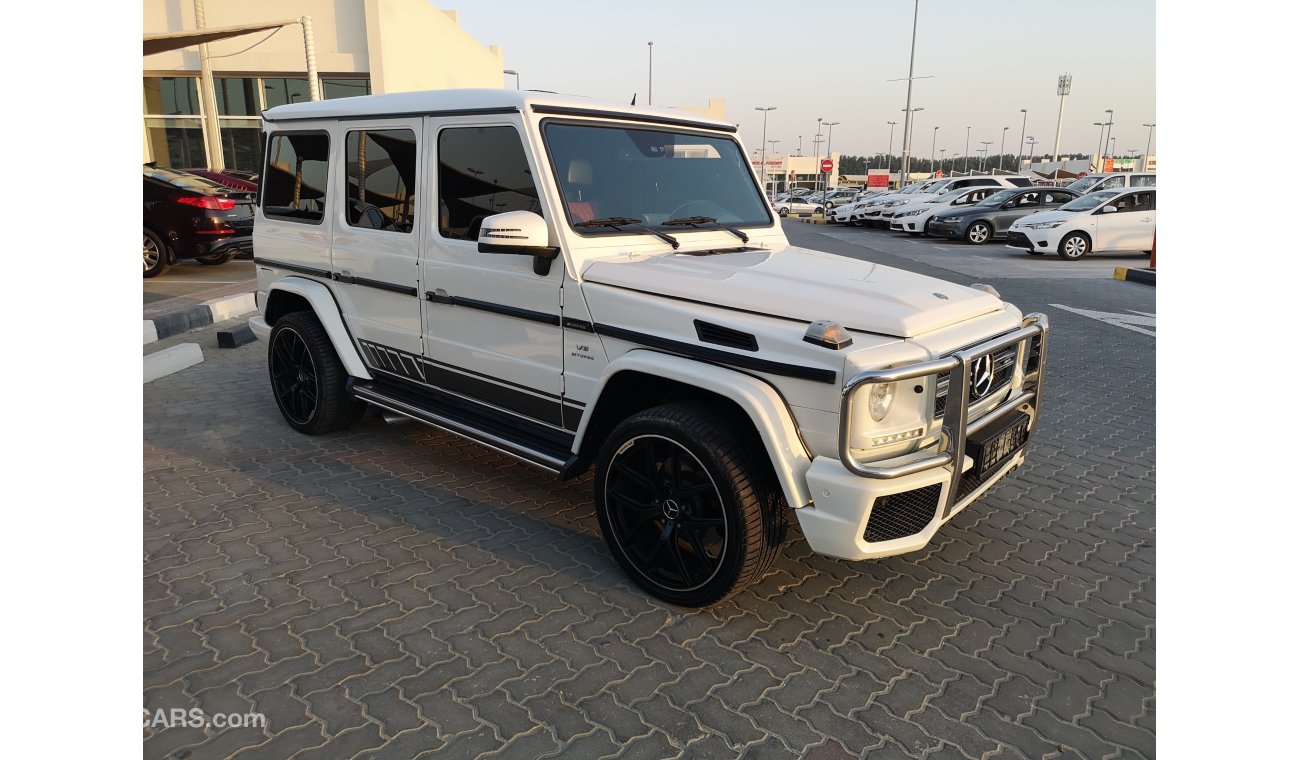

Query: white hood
[581,246,1003,338]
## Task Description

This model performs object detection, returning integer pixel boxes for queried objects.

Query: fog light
[871,428,923,447]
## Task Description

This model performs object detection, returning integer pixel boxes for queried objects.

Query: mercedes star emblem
[971,355,995,398]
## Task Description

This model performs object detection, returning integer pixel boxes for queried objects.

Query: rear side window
[262,132,330,224]
[1005,177,1033,187]
[438,126,542,241]
[345,129,417,233]
[1131,174,1157,187]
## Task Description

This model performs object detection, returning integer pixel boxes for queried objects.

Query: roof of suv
[261,88,736,132]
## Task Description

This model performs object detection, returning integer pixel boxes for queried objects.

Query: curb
[1114,267,1156,286]
[144,343,203,383]
[144,292,257,345]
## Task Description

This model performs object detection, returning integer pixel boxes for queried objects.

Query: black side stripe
[531,105,737,133]
[593,324,837,384]
[336,273,418,297]
[253,258,331,279]
[425,291,561,326]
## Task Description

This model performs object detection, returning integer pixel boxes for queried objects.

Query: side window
[263,132,330,223]
[1100,176,1125,190]
[438,126,542,241]
[1131,174,1157,187]
[1015,192,1039,207]
[345,129,417,233]
[1109,194,1136,212]
[1128,192,1154,212]
[1044,193,1068,205]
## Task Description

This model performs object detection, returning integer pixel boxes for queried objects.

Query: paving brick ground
[144,225,1155,759]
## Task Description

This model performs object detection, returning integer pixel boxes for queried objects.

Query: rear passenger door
[329,120,425,356]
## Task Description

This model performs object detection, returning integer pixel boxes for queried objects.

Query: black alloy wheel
[267,312,365,435]
[594,403,784,607]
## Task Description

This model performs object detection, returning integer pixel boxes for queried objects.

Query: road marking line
[1050,304,1156,337]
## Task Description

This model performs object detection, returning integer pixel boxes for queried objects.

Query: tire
[594,402,786,607]
[196,252,235,265]
[1058,232,1091,260]
[143,229,169,278]
[267,311,366,435]
[778,207,789,217]
[965,221,992,245]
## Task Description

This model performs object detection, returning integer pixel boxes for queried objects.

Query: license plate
[966,411,1031,477]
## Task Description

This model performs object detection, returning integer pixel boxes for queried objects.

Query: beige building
[143,0,505,171]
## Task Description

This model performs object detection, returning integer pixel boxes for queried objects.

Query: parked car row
[143,164,257,278]
[819,173,1156,260]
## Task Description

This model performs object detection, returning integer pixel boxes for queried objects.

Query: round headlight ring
[869,382,895,421]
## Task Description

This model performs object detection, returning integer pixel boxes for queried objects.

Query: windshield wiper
[574,217,679,249]
[661,216,750,244]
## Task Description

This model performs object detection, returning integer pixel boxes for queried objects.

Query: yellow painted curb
[1113,267,1128,280]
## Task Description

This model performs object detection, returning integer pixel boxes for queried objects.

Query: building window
[220,119,263,173]
[215,77,260,116]
[438,126,541,240]
[262,132,330,223]
[144,77,204,168]
[345,129,417,233]
[262,78,311,108]
[323,78,371,100]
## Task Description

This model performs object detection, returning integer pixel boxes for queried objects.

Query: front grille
[933,343,1019,418]
[863,484,943,543]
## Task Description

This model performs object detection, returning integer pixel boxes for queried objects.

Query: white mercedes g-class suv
[249,89,1049,607]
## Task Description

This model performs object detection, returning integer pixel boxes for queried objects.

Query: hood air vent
[694,320,758,351]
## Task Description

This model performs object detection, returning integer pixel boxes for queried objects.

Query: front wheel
[778,207,789,217]
[267,312,366,435]
[594,403,785,607]
[1058,232,1091,260]
[966,221,992,245]
[143,229,169,278]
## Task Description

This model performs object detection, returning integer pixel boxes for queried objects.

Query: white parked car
[249,88,1050,606]
[889,186,1000,235]
[775,197,826,216]
[1064,172,1157,195]
[1006,187,1156,260]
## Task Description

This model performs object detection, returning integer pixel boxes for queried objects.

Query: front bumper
[793,313,1049,561]
[890,216,923,232]
[1006,230,1053,252]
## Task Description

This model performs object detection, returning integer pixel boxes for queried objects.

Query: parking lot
[144,220,1155,759]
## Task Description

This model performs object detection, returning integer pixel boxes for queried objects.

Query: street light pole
[902,107,924,183]
[756,106,777,196]
[1027,136,1038,167]
[963,126,971,174]
[647,42,654,105]
[898,0,921,186]
[999,126,1009,172]
[1103,109,1114,159]
[797,135,802,156]
[979,140,992,172]
[931,126,938,177]
[823,120,840,204]
[812,117,823,194]
[886,120,897,181]
[1017,108,1028,171]
[1052,73,1071,162]
[1094,120,1111,172]
[1142,122,1156,171]
[503,69,520,90]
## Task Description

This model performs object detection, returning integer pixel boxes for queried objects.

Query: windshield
[1060,190,1121,212]
[978,189,1018,206]
[545,122,772,230]
[1064,175,1100,192]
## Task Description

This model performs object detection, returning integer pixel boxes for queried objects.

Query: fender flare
[264,277,372,380]
[574,350,814,509]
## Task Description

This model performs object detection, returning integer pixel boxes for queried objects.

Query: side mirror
[478,210,560,276]
[1101,205,1118,214]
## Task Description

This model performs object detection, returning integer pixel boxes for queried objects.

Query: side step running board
[352,381,572,473]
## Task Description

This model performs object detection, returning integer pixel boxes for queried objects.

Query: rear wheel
[267,312,365,435]
[778,207,789,217]
[143,229,169,278]
[966,221,992,245]
[1058,232,1091,260]
[196,252,235,265]
[594,403,785,607]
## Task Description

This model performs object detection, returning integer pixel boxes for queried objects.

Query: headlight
[869,382,895,421]
[1025,221,1065,229]
[900,209,922,217]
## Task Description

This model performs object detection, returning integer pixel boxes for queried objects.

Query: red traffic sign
[821,159,834,173]
[1077,171,1087,179]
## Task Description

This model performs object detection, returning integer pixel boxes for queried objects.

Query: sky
[457,0,1156,162]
